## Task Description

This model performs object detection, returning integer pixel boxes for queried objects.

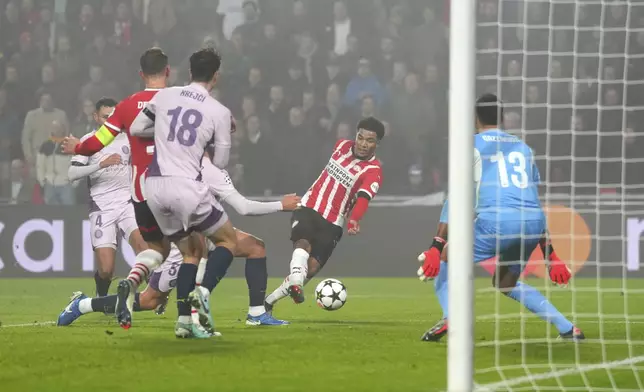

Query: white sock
[289,248,309,285]
[127,249,164,288]
[178,315,191,324]
[265,277,290,305]
[248,305,265,317]
[79,298,93,314]
[195,257,207,285]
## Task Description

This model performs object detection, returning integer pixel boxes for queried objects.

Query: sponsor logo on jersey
[325,159,355,189]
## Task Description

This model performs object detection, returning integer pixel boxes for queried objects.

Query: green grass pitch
[1,277,643,391]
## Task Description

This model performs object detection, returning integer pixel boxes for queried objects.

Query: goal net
[458,0,644,390]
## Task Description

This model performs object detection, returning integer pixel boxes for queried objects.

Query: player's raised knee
[293,239,312,253]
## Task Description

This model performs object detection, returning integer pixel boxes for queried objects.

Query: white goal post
[447,0,476,391]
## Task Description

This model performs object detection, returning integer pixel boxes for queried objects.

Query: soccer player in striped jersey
[61,47,177,329]
[265,117,385,311]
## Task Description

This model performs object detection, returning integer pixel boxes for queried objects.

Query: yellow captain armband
[95,125,117,146]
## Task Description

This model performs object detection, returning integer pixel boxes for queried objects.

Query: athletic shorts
[147,245,184,293]
[290,207,343,266]
[132,199,164,243]
[474,218,546,276]
[145,176,228,241]
[89,202,138,249]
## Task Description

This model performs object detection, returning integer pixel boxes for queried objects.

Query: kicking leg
[265,256,321,309]
[286,239,311,304]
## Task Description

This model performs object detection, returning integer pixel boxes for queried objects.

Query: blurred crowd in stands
[0,0,642,205]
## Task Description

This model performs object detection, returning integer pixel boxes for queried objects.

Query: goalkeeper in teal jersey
[417,93,584,342]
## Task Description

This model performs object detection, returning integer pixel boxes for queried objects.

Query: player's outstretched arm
[62,125,119,156]
[224,192,300,216]
[201,155,300,215]
[68,161,101,182]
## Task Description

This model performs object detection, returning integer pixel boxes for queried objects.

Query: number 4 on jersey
[490,151,528,189]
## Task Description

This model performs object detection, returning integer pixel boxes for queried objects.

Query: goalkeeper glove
[417,237,446,281]
[548,251,571,287]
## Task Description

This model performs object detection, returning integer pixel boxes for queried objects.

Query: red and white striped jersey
[103,88,160,202]
[301,139,382,227]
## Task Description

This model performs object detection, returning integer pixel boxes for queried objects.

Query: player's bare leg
[94,247,116,297]
[266,254,321,310]
[128,228,148,253]
[285,239,312,304]
[116,237,170,329]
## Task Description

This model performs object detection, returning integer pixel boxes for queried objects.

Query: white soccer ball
[314,278,347,311]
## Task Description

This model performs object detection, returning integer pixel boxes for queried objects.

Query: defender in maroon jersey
[265,117,385,309]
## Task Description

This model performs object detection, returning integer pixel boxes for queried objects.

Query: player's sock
[288,248,309,286]
[506,282,574,334]
[81,294,142,314]
[176,263,198,318]
[127,249,164,288]
[201,247,234,292]
[246,257,267,316]
[195,257,207,285]
[433,261,449,319]
[94,271,112,297]
[265,276,290,305]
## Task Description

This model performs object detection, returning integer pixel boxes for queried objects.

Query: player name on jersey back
[104,88,160,202]
[302,139,382,227]
[147,84,231,180]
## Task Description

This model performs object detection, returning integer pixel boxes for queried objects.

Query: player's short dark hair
[190,48,222,83]
[476,93,502,127]
[95,97,117,111]
[357,117,385,140]
[140,47,168,76]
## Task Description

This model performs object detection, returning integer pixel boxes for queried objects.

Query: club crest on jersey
[122,146,130,154]
[95,229,103,239]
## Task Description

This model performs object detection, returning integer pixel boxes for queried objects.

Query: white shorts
[145,176,228,241]
[89,202,138,249]
[147,245,184,293]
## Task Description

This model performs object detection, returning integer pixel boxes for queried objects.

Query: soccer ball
[314,278,347,311]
